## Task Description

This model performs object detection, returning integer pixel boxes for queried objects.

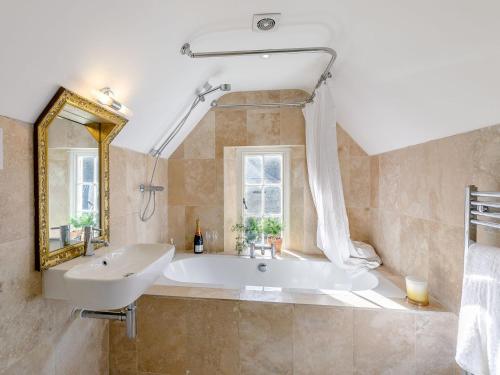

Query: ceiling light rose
[93,87,132,117]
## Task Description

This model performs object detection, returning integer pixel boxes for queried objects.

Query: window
[70,150,99,226]
[238,147,290,245]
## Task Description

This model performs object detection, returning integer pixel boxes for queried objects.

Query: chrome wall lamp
[93,87,132,116]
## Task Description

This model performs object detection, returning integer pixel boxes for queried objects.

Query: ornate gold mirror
[34,88,127,270]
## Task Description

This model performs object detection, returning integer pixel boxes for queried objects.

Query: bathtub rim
[148,252,450,314]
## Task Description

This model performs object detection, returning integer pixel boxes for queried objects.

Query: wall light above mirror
[93,87,132,117]
[34,87,128,270]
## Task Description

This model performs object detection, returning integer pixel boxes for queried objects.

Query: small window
[70,150,99,227]
[239,147,290,245]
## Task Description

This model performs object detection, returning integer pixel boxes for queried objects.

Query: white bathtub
[157,253,381,292]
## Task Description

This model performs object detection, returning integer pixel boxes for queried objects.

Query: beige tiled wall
[0,115,167,374]
[110,295,458,375]
[168,90,371,253]
[109,146,168,249]
[369,124,500,313]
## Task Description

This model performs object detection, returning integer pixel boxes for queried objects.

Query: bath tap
[270,243,276,258]
[249,243,256,258]
[249,243,276,259]
[83,226,109,256]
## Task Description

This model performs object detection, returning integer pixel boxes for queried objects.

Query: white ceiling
[1,0,500,156]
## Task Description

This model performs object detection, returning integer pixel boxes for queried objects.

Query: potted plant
[231,222,247,256]
[70,213,96,241]
[245,217,262,244]
[262,217,283,253]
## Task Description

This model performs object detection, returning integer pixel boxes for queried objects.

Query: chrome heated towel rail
[464,185,500,250]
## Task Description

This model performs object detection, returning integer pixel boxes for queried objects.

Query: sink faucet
[83,226,109,256]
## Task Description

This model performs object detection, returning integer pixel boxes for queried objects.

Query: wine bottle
[193,218,204,254]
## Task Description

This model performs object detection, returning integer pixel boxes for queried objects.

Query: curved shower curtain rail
[180,43,337,108]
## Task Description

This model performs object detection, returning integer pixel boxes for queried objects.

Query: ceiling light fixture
[93,87,132,117]
[261,54,270,59]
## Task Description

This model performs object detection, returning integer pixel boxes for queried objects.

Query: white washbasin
[44,243,175,310]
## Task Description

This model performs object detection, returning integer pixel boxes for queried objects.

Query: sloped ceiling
[1,0,500,156]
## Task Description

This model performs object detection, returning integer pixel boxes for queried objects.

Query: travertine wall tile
[137,296,188,373]
[183,111,215,159]
[167,205,186,250]
[473,125,500,179]
[245,90,280,104]
[215,110,247,159]
[239,301,293,375]
[369,123,500,313]
[415,313,458,375]
[289,158,306,251]
[280,107,305,145]
[370,210,401,274]
[399,143,434,220]
[0,118,34,244]
[279,89,309,102]
[431,132,475,227]
[184,159,217,205]
[293,305,354,375]
[186,299,240,375]
[347,207,372,243]
[110,320,137,375]
[428,222,464,312]
[247,109,280,145]
[223,157,238,253]
[347,156,371,208]
[167,159,185,205]
[378,151,401,211]
[354,309,416,375]
[370,156,380,208]
[399,216,431,280]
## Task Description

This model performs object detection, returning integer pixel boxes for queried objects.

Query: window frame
[236,146,291,248]
[69,149,100,223]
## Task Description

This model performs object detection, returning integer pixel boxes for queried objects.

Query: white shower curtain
[303,80,381,272]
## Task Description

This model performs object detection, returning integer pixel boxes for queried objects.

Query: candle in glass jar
[405,276,429,306]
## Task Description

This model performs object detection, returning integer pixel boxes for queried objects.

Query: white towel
[456,242,500,375]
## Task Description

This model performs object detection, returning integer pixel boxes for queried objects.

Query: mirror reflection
[47,104,102,251]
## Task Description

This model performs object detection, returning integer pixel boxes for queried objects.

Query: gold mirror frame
[34,87,128,270]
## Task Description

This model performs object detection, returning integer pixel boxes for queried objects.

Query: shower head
[197,83,232,101]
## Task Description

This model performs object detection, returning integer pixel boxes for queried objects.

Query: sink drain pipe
[74,301,136,338]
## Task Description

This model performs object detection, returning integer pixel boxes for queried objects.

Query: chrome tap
[83,226,109,256]
[270,242,276,258]
[250,243,277,259]
[249,243,256,258]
